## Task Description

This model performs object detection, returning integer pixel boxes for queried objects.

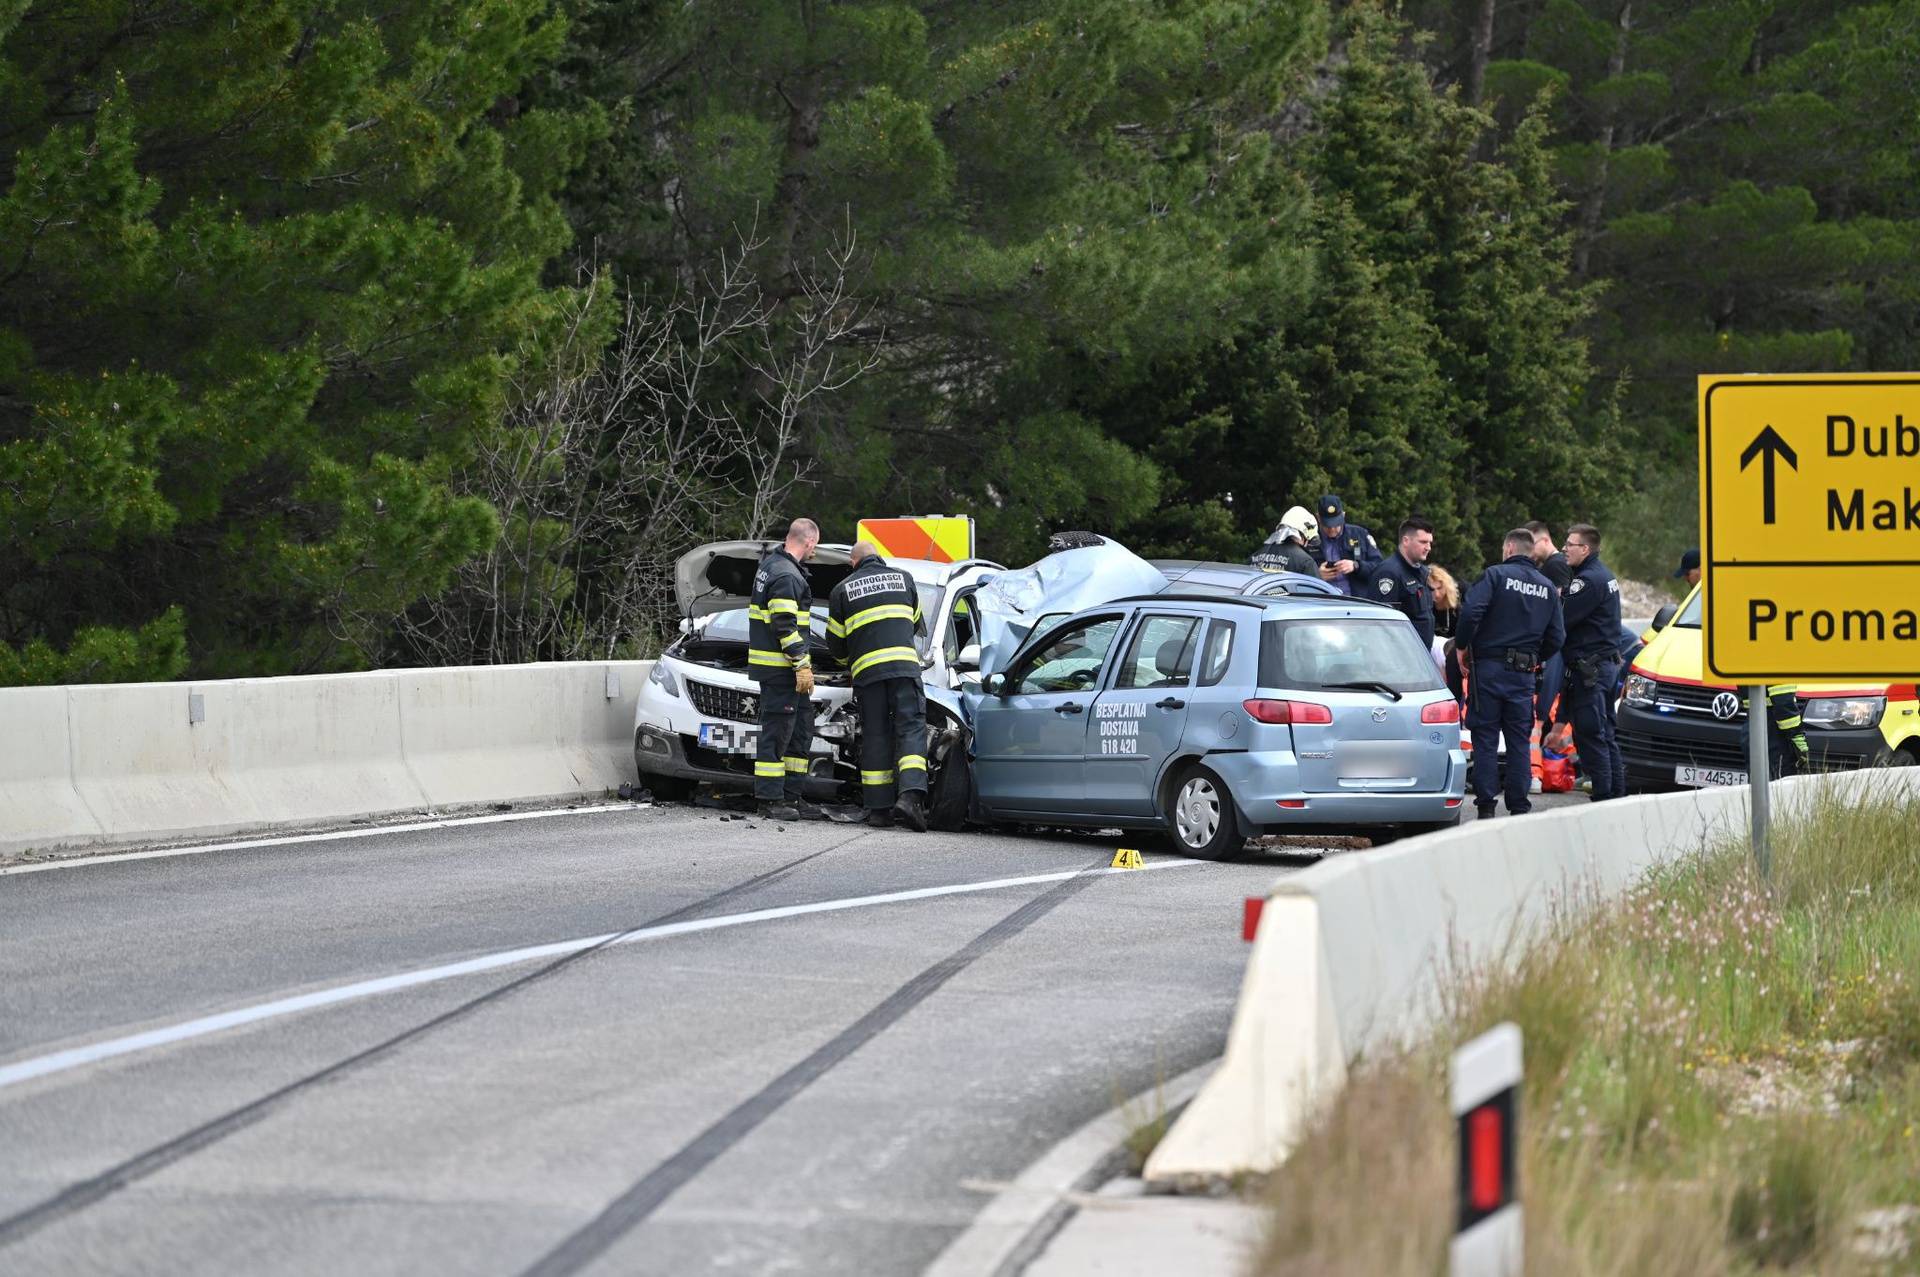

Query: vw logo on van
[1711,692,1740,720]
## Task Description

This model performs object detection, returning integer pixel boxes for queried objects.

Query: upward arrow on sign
[1739,425,1799,525]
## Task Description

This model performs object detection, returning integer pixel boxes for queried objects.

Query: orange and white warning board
[855,515,975,564]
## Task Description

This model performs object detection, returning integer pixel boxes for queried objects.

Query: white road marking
[0,859,1201,1093]
[0,804,648,877]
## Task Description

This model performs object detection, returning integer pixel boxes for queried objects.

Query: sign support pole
[1747,684,1771,882]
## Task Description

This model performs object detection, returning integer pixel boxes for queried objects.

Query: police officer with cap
[1674,547,1701,588]
[749,518,824,821]
[1365,516,1437,648]
[1455,528,1566,818]
[1560,523,1626,801]
[827,542,931,830]
[1313,495,1382,595]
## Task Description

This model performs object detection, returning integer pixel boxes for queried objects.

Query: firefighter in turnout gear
[827,542,931,831]
[749,518,824,820]
[1745,684,1812,778]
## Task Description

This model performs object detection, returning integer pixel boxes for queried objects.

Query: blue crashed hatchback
[961,593,1468,858]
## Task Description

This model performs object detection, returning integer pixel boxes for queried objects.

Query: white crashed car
[631,541,1004,825]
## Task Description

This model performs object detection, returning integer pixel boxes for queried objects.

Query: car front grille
[1647,679,1746,720]
[686,679,759,724]
[1617,725,1750,771]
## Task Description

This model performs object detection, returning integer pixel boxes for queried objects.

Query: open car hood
[673,540,854,619]
[972,537,1168,671]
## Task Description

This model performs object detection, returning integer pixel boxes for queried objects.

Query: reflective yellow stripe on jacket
[826,603,918,639]
[850,646,920,678]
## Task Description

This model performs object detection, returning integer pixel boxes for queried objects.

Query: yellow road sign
[1699,374,1920,680]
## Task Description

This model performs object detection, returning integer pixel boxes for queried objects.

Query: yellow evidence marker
[1110,848,1143,870]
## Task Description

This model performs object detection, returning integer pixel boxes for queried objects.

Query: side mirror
[1650,603,1678,633]
[956,643,981,671]
[982,672,1007,696]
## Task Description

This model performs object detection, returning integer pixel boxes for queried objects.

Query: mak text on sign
[1698,375,1920,680]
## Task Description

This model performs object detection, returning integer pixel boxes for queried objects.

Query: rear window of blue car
[1258,618,1443,694]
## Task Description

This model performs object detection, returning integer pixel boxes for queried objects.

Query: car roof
[1096,593,1410,620]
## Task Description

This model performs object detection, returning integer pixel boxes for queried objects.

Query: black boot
[891,790,929,833]
[1475,804,1497,820]
[759,801,800,822]
[866,809,895,828]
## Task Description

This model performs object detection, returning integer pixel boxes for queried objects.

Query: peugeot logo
[1711,692,1740,720]
[1371,708,1389,722]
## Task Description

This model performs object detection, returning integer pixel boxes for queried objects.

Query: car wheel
[638,771,696,802]
[927,746,971,831]
[1165,765,1246,861]
[1884,746,1917,767]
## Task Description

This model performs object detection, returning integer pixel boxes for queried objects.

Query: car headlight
[1622,673,1657,708]
[1802,696,1883,729]
[648,660,680,698]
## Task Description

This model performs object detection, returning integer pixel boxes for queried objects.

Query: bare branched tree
[388,227,878,665]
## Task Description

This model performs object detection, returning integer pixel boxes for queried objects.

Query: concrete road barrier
[0,687,106,852]
[1145,769,1920,1184]
[0,662,650,857]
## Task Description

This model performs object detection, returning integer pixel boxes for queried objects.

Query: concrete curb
[924,1060,1219,1277]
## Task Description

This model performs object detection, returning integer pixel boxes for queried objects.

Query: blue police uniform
[1455,555,1565,816]
[1560,553,1626,801]
[1315,523,1382,595]
[1365,552,1435,648]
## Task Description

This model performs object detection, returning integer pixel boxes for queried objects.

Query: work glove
[794,663,814,695]
[1793,736,1810,768]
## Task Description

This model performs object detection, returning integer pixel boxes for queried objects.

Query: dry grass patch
[1254,781,1920,1275]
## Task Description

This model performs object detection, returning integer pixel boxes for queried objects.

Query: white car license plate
[1675,764,1746,787]
[698,723,758,754]
[1340,746,1414,780]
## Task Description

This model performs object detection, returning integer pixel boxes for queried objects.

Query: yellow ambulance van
[1617,584,1920,789]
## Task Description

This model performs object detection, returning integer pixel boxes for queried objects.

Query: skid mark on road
[519,863,1110,1277]
[0,835,865,1252]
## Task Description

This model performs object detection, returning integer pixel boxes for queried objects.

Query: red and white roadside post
[1451,1023,1522,1277]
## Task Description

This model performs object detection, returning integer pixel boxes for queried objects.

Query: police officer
[1250,505,1320,575]
[1746,685,1811,778]
[1560,523,1626,801]
[1365,516,1437,648]
[749,518,823,820]
[1313,495,1382,594]
[827,542,931,830]
[1455,528,1566,818]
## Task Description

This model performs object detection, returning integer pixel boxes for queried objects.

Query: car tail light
[1421,700,1462,724]
[1445,797,1464,809]
[1276,798,1308,809]
[1243,699,1333,725]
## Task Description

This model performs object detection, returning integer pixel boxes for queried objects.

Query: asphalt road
[0,802,1338,1277]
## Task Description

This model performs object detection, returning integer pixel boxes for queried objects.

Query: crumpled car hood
[972,538,1169,671]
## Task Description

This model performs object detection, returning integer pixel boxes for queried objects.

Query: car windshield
[1258,618,1444,694]
[915,582,944,657]
[1674,590,1703,628]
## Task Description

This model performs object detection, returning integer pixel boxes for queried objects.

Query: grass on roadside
[1255,779,1920,1275]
